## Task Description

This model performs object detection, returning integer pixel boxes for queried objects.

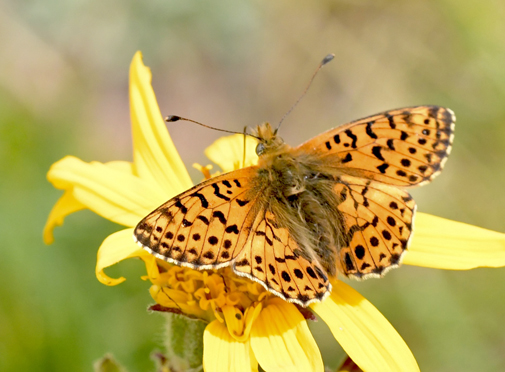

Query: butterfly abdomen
[261,154,344,278]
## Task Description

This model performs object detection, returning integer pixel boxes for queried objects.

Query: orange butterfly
[134,105,455,306]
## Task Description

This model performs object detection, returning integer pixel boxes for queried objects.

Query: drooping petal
[250,299,324,372]
[203,320,258,372]
[205,134,259,173]
[404,212,505,269]
[47,156,165,227]
[43,190,86,244]
[311,281,419,372]
[96,228,154,285]
[129,51,192,193]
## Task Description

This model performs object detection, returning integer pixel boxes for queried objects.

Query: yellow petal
[47,156,165,227]
[105,160,137,173]
[250,299,323,372]
[404,212,505,269]
[43,190,86,244]
[311,281,419,372]
[96,228,152,285]
[129,51,192,193]
[205,134,259,173]
[203,320,258,372]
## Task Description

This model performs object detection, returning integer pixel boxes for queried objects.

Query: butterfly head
[253,122,289,157]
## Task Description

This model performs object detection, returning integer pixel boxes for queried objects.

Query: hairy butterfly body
[134,105,455,306]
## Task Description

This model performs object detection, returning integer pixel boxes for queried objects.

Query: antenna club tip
[321,54,335,66]
[165,115,181,122]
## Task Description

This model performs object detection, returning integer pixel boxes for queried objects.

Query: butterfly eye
[256,143,265,155]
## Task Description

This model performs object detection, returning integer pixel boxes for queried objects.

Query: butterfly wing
[134,166,332,306]
[296,106,455,187]
[232,209,331,306]
[134,167,264,269]
[334,174,416,278]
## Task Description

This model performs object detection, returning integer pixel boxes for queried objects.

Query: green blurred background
[1,0,504,371]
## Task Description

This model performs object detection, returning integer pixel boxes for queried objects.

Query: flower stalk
[162,313,206,372]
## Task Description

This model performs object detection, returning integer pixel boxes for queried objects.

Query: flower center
[149,264,273,341]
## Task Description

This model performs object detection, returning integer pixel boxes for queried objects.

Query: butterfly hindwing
[134,167,263,269]
[334,174,416,278]
[233,210,331,306]
[296,106,455,187]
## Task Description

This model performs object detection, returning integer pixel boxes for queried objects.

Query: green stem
[163,313,206,372]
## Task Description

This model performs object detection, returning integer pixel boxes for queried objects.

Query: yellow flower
[45,52,505,372]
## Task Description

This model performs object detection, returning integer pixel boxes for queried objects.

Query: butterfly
[134,105,455,307]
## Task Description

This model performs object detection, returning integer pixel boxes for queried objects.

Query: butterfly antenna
[166,116,261,140]
[275,53,335,134]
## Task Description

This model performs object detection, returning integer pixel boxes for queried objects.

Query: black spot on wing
[191,192,208,208]
[212,211,227,225]
[197,215,210,225]
[344,252,355,271]
[306,267,317,279]
[372,146,385,161]
[360,262,371,270]
[387,114,396,129]
[370,236,379,246]
[401,159,411,167]
[236,259,250,267]
[371,216,379,227]
[225,224,239,234]
[366,122,378,139]
[212,183,230,201]
[203,251,215,259]
[236,199,249,207]
[174,200,188,214]
[345,130,358,148]
[342,153,353,163]
[355,245,365,259]
[377,163,389,173]
[281,271,291,282]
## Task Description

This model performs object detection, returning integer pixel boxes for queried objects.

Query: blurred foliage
[1,0,504,371]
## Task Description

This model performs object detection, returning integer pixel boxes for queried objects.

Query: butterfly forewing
[134,167,264,269]
[233,210,331,306]
[334,174,416,278]
[296,106,455,187]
